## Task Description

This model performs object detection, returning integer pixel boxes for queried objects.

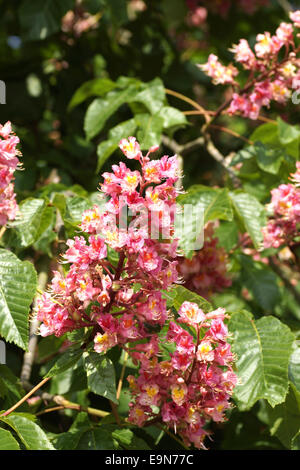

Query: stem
[20,381,110,419]
[116,351,128,400]
[109,400,121,425]
[209,124,253,144]
[0,225,6,241]
[21,268,49,385]
[1,377,51,417]
[155,424,189,450]
[165,88,210,123]
[51,396,109,418]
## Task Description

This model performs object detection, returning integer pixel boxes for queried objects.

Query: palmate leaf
[84,353,117,403]
[45,346,83,378]
[230,191,266,249]
[97,118,137,172]
[0,250,37,350]
[259,383,300,449]
[9,198,57,251]
[0,414,55,450]
[166,285,212,313]
[84,86,139,140]
[289,345,300,393]
[135,113,164,149]
[229,311,294,409]
[131,77,165,115]
[240,255,280,311]
[176,185,233,256]
[178,185,233,223]
[0,428,20,450]
[68,78,117,110]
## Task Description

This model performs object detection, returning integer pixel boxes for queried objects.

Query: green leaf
[230,191,265,249]
[33,206,56,255]
[0,366,24,406]
[1,414,55,450]
[135,113,164,149]
[68,78,117,110]
[96,118,137,172]
[45,346,83,378]
[157,106,187,129]
[0,250,37,350]
[240,255,280,311]
[277,117,300,145]
[131,78,165,115]
[229,311,294,409]
[84,352,117,403]
[19,0,75,41]
[289,345,300,393]
[215,221,239,251]
[0,428,20,450]
[254,142,284,174]
[176,186,233,255]
[261,383,300,449]
[65,196,92,224]
[292,430,300,450]
[50,361,87,395]
[84,86,138,140]
[179,185,233,223]
[167,285,212,313]
[250,122,278,146]
[10,198,47,247]
[76,427,115,450]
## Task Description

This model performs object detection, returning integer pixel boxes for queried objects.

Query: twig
[278,0,292,14]
[116,351,128,400]
[209,124,253,144]
[155,424,189,450]
[205,135,241,187]
[1,377,51,417]
[165,88,210,123]
[20,268,49,385]
[162,135,241,186]
[22,380,110,419]
[109,400,121,425]
[0,225,6,241]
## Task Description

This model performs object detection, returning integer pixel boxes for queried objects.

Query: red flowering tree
[0,0,299,452]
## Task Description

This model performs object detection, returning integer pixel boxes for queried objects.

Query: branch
[277,0,292,14]
[20,267,49,385]
[162,134,241,187]
[20,380,110,419]
[1,377,51,417]
[205,136,241,187]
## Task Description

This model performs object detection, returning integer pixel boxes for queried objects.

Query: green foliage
[0,250,37,349]
[0,414,55,450]
[258,383,300,449]
[84,352,117,403]
[166,284,212,313]
[229,311,294,409]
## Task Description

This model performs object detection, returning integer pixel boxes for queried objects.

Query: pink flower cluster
[199,13,300,119]
[177,223,232,300]
[36,137,180,344]
[62,2,100,38]
[0,121,20,226]
[263,163,300,248]
[127,302,237,449]
[35,137,236,447]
